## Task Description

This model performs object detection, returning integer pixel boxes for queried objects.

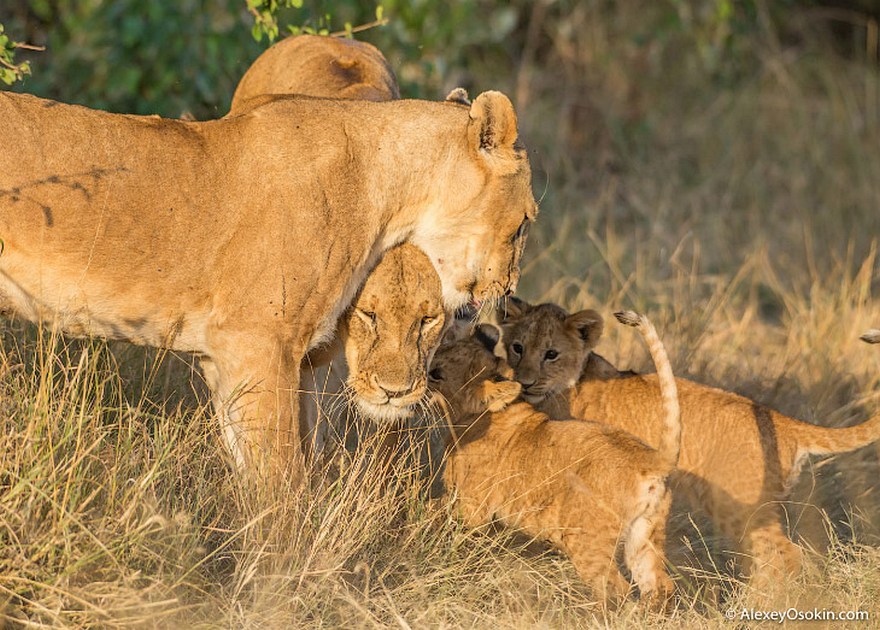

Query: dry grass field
[3,4,880,628]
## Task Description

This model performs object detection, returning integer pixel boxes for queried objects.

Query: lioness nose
[371,374,416,399]
[381,385,413,398]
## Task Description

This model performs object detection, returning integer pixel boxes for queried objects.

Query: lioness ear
[474,323,501,352]
[499,295,532,322]
[481,379,522,412]
[468,91,519,156]
[565,309,604,349]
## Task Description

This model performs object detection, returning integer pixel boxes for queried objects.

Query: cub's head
[412,90,538,310]
[344,244,446,422]
[428,324,521,417]
[499,297,603,404]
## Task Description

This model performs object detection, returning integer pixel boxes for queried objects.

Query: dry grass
[3,5,880,628]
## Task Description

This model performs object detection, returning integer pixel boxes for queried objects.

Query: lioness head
[499,297,603,404]
[428,324,521,417]
[343,244,446,421]
[411,91,538,309]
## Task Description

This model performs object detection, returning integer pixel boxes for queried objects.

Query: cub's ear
[468,91,519,157]
[481,379,522,412]
[445,87,471,106]
[499,295,532,322]
[474,323,501,352]
[565,309,604,349]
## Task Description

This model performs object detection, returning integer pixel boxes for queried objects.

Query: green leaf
[376,5,384,21]
[290,0,303,8]
[251,22,263,42]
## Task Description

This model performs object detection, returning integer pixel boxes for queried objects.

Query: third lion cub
[500,297,880,590]
[430,312,680,608]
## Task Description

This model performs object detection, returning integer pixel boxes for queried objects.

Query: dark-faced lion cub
[500,297,880,589]
[430,312,680,608]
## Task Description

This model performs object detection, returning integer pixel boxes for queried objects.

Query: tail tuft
[614,311,642,328]
[860,329,880,344]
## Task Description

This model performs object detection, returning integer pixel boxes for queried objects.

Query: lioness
[230,35,444,432]
[231,34,399,112]
[299,243,444,448]
[0,88,536,484]
[431,312,680,608]
[500,298,880,588]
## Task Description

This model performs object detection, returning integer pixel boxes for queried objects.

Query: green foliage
[1,1,262,117]
[0,23,33,85]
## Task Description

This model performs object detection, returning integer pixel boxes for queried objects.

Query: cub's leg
[202,335,305,487]
[741,516,803,592]
[562,528,631,608]
[711,500,802,588]
[624,491,675,610]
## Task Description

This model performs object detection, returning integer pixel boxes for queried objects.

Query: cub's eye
[490,374,509,383]
[428,368,444,381]
[421,315,438,327]
[511,342,524,355]
[544,349,559,361]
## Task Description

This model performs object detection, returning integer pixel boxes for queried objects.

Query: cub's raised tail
[614,311,680,468]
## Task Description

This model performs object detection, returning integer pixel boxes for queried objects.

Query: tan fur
[231,34,400,113]
[501,299,880,588]
[300,244,444,452]
[0,88,536,484]
[431,317,679,608]
[233,36,444,435]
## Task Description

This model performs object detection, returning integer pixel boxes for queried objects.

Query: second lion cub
[430,312,680,608]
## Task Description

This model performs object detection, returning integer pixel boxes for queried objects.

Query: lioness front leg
[202,335,305,487]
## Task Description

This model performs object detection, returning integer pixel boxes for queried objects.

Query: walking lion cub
[500,298,880,589]
[430,312,680,607]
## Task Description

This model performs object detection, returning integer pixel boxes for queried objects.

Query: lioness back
[231,34,399,114]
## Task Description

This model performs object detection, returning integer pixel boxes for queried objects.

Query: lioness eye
[429,368,444,381]
[421,316,437,326]
[511,216,529,243]
[544,349,559,361]
[511,342,524,355]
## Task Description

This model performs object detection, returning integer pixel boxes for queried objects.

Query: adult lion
[0,88,536,484]
[231,35,444,437]
[231,34,399,111]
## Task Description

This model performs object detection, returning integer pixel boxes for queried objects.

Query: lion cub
[501,298,880,589]
[430,312,680,607]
